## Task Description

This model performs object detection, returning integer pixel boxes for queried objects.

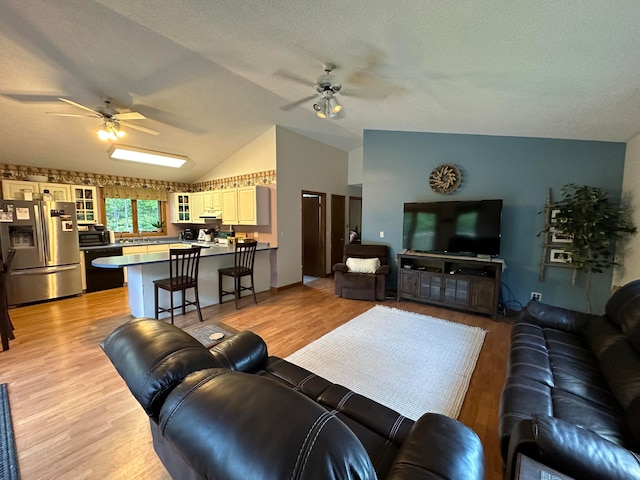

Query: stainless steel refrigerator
[0,200,82,305]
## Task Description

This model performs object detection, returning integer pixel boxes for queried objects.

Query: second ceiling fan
[278,63,344,119]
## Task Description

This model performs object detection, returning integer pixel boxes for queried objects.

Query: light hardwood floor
[0,278,511,479]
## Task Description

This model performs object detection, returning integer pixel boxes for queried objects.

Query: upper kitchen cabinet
[210,191,222,211]
[190,192,206,225]
[221,189,238,225]
[40,183,72,201]
[72,186,98,224]
[170,193,191,223]
[221,186,269,226]
[1,180,71,201]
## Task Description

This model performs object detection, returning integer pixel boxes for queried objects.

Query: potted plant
[540,183,636,311]
[151,220,165,232]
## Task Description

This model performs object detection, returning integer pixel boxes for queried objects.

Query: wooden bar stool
[218,239,258,309]
[154,246,203,324]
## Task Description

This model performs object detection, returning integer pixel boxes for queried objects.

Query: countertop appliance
[183,228,196,240]
[0,200,82,305]
[83,246,124,293]
[79,230,110,246]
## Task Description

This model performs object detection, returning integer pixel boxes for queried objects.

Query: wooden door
[330,195,345,268]
[302,192,325,277]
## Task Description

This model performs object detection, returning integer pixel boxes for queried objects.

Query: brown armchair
[332,244,391,300]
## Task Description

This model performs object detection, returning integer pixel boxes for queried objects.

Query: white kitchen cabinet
[72,186,98,224]
[1,180,36,199]
[190,192,206,225]
[221,189,238,225]
[210,191,222,211]
[170,193,192,223]
[220,186,269,226]
[40,183,72,201]
[237,186,270,225]
[1,180,71,201]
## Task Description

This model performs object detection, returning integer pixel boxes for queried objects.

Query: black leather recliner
[102,318,485,480]
[499,280,640,480]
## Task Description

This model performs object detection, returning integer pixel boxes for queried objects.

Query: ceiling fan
[278,63,345,119]
[47,97,160,140]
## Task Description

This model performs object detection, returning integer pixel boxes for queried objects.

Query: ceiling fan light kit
[97,121,126,141]
[108,145,188,169]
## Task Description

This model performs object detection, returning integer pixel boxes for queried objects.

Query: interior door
[302,192,325,277]
[331,195,345,268]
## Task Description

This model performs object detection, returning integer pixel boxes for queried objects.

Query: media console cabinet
[397,251,504,319]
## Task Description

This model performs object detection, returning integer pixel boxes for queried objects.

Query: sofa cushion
[346,257,381,274]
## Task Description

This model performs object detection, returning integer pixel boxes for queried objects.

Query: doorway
[349,196,362,243]
[330,195,346,268]
[301,191,326,281]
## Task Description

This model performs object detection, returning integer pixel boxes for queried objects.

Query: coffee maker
[182,228,196,240]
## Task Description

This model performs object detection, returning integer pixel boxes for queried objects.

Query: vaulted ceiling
[2,1,640,183]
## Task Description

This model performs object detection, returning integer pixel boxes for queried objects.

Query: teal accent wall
[362,130,626,314]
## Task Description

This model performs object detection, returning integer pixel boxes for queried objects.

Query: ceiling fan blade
[113,112,146,121]
[119,120,159,136]
[281,94,318,111]
[274,69,315,87]
[58,98,102,116]
[45,112,98,118]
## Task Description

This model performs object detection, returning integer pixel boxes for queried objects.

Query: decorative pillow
[346,257,381,274]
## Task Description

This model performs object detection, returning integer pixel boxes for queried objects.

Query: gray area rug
[0,384,19,480]
[185,323,233,348]
[286,305,486,420]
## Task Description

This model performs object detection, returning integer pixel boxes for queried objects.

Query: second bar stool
[218,239,258,309]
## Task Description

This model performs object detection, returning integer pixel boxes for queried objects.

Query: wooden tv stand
[397,251,504,319]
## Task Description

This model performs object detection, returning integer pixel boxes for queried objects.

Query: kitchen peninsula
[92,242,274,318]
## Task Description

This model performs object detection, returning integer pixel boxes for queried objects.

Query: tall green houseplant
[541,184,636,311]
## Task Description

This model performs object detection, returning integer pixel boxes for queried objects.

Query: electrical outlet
[379,231,384,238]
[253,232,259,238]
[530,292,542,302]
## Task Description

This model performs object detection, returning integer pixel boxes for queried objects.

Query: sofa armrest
[208,331,268,372]
[375,265,391,275]
[333,262,349,273]
[100,318,222,418]
[385,413,484,480]
[506,414,640,480]
[520,301,598,332]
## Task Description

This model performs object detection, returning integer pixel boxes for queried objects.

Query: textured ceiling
[2,0,640,183]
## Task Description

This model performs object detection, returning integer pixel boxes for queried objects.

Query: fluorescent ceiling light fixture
[108,145,188,168]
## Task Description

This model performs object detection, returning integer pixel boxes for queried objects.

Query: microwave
[79,231,110,246]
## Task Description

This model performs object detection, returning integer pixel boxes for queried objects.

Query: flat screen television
[402,199,503,256]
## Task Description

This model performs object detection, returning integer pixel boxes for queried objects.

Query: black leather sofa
[498,280,640,480]
[102,318,485,480]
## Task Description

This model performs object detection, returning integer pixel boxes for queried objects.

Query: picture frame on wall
[550,209,573,243]
[550,248,573,263]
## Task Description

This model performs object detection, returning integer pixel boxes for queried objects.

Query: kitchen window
[105,198,165,234]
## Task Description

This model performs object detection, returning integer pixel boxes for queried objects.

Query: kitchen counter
[91,242,274,318]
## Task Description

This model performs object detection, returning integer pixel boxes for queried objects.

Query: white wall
[613,133,640,287]
[275,126,351,288]
[348,147,363,186]
[195,126,276,181]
